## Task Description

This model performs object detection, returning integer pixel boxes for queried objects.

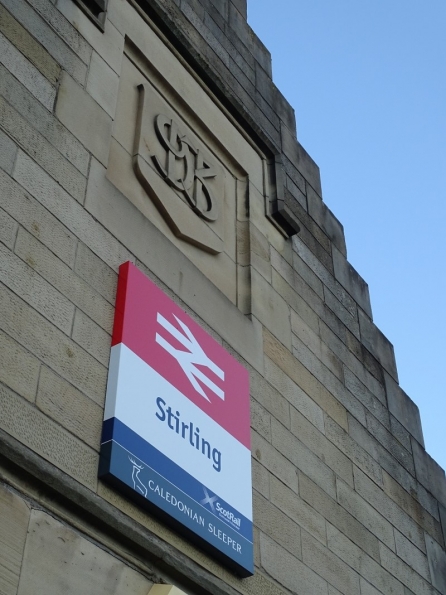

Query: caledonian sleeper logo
[99,262,253,577]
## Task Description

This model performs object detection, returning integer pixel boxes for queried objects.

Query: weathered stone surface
[0,282,107,405]
[260,533,328,595]
[36,365,102,450]
[394,530,430,581]
[412,439,446,508]
[0,205,17,249]
[0,4,60,84]
[17,510,153,595]
[336,478,396,550]
[300,474,379,561]
[56,72,112,167]
[302,530,361,595]
[332,246,372,317]
[425,533,446,594]
[0,31,56,110]
[270,475,327,545]
[264,329,348,430]
[354,467,426,552]
[358,309,398,381]
[307,185,346,257]
[382,471,443,545]
[0,64,89,175]
[0,241,75,334]
[379,543,434,595]
[14,227,114,333]
[272,417,337,499]
[327,524,405,595]
[385,372,424,446]
[0,97,87,202]
[0,484,30,595]
[1,0,88,83]
[0,382,98,490]
[0,128,16,174]
[254,491,302,559]
[0,328,40,403]
[252,431,299,495]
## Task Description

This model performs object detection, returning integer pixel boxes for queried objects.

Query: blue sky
[248,2,446,471]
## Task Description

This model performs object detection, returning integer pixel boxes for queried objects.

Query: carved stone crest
[133,84,224,254]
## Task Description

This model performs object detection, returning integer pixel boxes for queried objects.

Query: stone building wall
[0,0,446,594]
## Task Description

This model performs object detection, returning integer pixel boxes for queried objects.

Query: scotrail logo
[201,487,241,530]
[156,312,224,402]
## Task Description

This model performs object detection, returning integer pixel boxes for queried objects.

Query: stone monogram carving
[152,114,218,222]
[132,83,224,254]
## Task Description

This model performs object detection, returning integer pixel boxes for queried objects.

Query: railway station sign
[99,262,253,576]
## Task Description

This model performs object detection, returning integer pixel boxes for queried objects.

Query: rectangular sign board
[99,262,253,576]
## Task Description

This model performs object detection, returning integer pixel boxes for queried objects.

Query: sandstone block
[265,356,324,433]
[264,329,348,431]
[250,361,291,429]
[86,50,120,118]
[3,0,87,84]
[327,524,405,595]
[336,478,396,550]
[13,152,133,273]
[348,415,415,493]
[300,474,379,561]
[251,459,270,499]
[271,418,336,499]
[74,242,117,305]
[250,398,271,442]
[394,530,430,581]
[383,471,442,541]
[302,530,361,595]
[14,228,114,333]
[0,484,30,595]
[56,72,112,167]
[0,168,77,266]
[354,467,426,552]
[379,543,434,595]
[37,365,102,450]
[0,31,56,110]
[251,268,291,349]
[254,491,302,559]
[307,185,346,257]
[292,329,344,382]
[425,533,446,594]
[0,282,107,405]
[0,206,17,249]
[0,4,60,84]
[0,98,87,202]
[0,382,98,490]
[260,533,328,595]
[270,474,326,545]
[385,372,424,446]
[323,285,360,339]
[252,430,299,494]
[0,128,17,174]
[293,236,357,315]
[332,245,372,317]
[0,64,89,174]
[17,510,152,595]
[0,241,75,334]
[325,417,382,486]
[358,308,398,381]
[72,309,111,366]
[272,268,320,336]
[291,408,353,487]
[0,328,40,403]
[412,439,446,509]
